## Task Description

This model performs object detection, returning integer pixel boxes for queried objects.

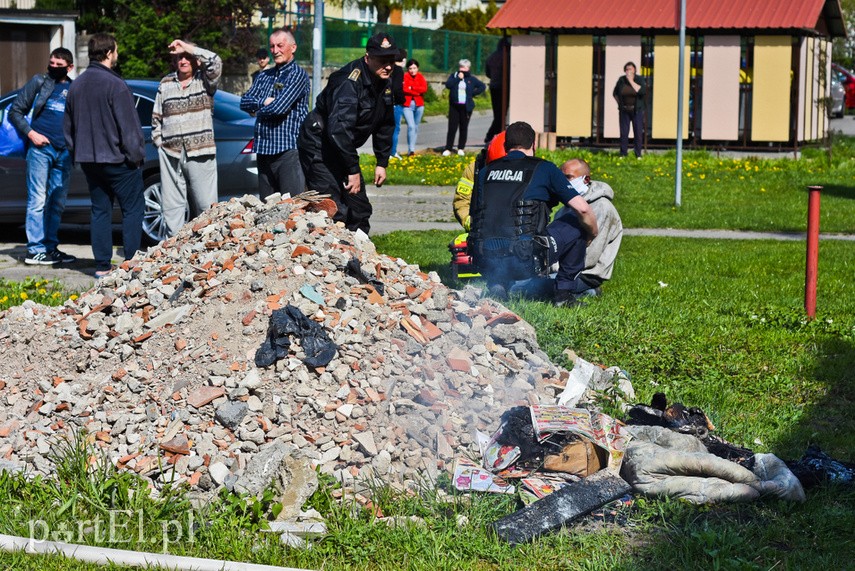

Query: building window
[422,5,437,21]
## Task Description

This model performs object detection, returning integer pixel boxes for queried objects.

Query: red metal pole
[805,185,822,319]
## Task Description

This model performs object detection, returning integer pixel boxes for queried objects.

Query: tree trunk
[375,3,391,23]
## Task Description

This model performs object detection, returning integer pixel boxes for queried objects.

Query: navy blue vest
[469,155,550,283]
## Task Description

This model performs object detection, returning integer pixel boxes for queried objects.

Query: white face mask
[568,175,590,195]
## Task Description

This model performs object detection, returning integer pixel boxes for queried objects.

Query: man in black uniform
[469,121,598,306]
[298,33,397,233]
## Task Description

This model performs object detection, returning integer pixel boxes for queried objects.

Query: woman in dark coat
[613,61,647,158]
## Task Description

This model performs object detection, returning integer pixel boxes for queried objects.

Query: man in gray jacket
[64,33,146,277]
[9,47,77,266]
[558,158,623,295]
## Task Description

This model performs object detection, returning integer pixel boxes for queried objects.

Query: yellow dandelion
[20,292,28,300]
[699,174,706,179]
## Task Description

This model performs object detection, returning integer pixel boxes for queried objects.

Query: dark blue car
[0,79,257,243]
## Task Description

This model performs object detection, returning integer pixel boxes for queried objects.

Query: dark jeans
[546,211,588,293]
[485,85,504,143]
[619,108,645,157]
[298,133,372,234]
[445,103,471,150]
[81,162,143,271]
[258,149,305,200]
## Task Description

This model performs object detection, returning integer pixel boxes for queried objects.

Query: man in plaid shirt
[240,28,309,199]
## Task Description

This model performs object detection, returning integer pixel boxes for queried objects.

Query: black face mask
[47,66,68,81]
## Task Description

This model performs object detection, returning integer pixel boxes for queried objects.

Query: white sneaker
[441,149,452,156]
[392,153,403,160]
[457,149,465,156]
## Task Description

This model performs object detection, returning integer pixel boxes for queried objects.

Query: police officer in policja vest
[298,33,398,234]
[469,121,599,307]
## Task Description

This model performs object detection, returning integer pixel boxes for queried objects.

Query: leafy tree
[439,0,500,35]
[34,0,76,9]
[111,0,270,78]
[36,0,270,78]
[833,0,855,68]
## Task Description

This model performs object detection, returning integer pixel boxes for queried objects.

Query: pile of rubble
[0,193,574,497]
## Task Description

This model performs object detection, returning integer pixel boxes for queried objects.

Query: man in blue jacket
[64,33,146,277]
[9,47,77,266]
[442,59,485,156]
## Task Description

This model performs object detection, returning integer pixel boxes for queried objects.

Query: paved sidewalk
[624,228,855,241]
[1,184,852,292]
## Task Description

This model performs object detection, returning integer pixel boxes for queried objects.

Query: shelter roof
[487,0,846,38]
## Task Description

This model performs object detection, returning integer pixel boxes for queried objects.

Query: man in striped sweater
[152,39,222,237]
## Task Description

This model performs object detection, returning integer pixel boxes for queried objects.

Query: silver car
[0,79,257,243]
[830,77,845,118]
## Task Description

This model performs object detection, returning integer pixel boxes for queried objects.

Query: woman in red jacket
[401,59,428,156]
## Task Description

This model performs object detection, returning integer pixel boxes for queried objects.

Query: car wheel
[142,174,169,245]
[142,174,192,245]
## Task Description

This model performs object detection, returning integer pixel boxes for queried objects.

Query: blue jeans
[402,102,425,154]
[81,162,144,271]
[391,104,404,156]
[25,144,71,255]
[546,211,588,293]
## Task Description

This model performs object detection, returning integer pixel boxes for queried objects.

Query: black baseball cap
[365,33,398,57]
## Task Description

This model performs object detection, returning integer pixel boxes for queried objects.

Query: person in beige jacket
[555,158,623,295]
[152,39,222,238]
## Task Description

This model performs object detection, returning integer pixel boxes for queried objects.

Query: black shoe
[488,284,508,301]
[24,252,59,266]
[554,289,582,308]
[47,249,77,264]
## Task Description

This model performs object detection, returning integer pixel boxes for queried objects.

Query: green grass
[374,231,855,458]
[371,230,855,568]
[2,149,855,568]
[0,277,75,310]
[367,136,855,234]
[2,233,853,569]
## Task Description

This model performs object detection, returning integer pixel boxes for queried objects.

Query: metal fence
[278,13,499,76]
